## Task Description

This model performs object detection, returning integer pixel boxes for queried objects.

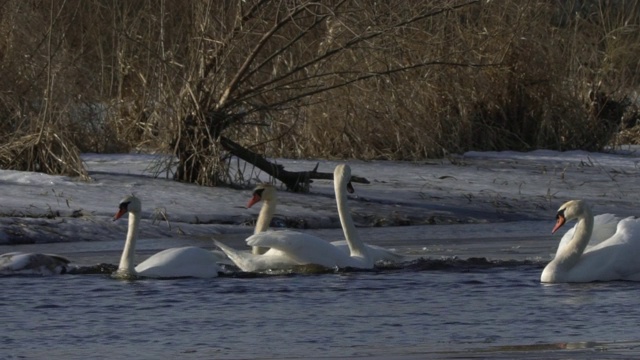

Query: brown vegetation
[0,1,638,188]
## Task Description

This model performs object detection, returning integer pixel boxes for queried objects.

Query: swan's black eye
[119,201,130,211]
[253,188,265,198]
[556,209,565,220]
[347,181,355,194]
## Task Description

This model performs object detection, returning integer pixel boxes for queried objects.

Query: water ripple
[1,259,640,359]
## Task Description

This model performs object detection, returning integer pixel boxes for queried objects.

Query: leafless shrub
[0,126,88,179]
[263,1,640,159]
[0,1,639,186]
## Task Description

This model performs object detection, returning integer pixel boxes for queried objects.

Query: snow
[1,146,640,267]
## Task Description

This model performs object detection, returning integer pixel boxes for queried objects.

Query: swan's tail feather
[213,240,241,262]
[213,240,257,272]
[210,249,235,266]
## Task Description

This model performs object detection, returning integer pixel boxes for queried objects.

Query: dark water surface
[2,258,640,359]
[3,228,640,360]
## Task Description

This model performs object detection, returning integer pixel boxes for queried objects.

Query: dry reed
[0,1,639,184]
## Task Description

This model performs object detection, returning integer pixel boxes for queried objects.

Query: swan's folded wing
[606,217,640,274]
[581,217,640,281]
[0,252,69,275]
[0,252,29,270]
[246,230,349,268]
[590,214,623,246]
[246,230,316,253]
[558,213,622,252]
[43,253,71,264]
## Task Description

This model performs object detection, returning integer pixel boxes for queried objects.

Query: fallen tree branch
[219,136,369,192]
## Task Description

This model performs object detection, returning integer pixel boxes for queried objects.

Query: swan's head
[553,199,589,234]
[334,164,355,193]
[113,194,142,221]
[247,184,277,208]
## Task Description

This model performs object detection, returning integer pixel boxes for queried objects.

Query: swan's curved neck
[255,199,274,234]
[553,208,594,269]
[117,211,140,274]
[335,181,371,264]
[252,199,275,254]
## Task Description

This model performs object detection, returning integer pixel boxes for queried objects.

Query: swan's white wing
[589,216,640,280]
[330,240,404,263]
[589,214,624,246]
[0,252,69,275]
[135,247,220,278]
[568,217,640,282]
[557,213,622,253]
[247,230,352,268]
[247,230,322,254]
[214,240,300,272]
[0,252,31,270]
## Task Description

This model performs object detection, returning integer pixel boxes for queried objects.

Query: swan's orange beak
[247,194,261,208]
[113,204,128,221]
[552,215,566,234]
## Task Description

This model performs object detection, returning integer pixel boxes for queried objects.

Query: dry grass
[0,1,639,183]
[0,127,89,180]
[258,1,640,160]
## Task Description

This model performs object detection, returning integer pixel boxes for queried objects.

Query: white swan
[244,183,403,262]
[113,194,220,278]
[215,164,382,271]
[541,199,640,283]
[0,252,70,275]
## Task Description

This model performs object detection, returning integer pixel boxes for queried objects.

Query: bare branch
[219,136,368,192]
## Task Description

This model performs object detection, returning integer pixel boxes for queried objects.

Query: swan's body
[217,164,391,271]
[114,195,220,278]
[541,200,640,283]
[215,231,356,271]
[0,252,70,275]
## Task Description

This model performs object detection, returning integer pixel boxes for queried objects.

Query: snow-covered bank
[0,148,639,251]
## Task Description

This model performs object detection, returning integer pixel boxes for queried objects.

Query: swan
[0,252,70,275]
[541,199,640,283]
[244,183,403,262]
[215,164,381,271]
[113,194,220,279]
